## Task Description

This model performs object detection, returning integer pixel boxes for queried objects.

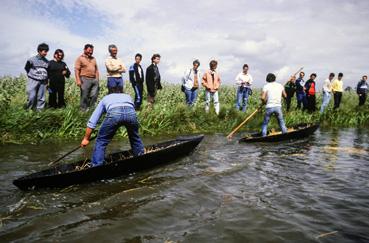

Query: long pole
[48,135,97,166]
[227,106,262,140]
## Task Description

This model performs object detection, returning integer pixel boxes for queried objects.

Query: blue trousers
[296,92,307,109]
[261,106,288,137]
[92,107,144,166]
[131,82,143,109]
[107,77,124,93]
[320,91,331,113]
[26,78,47,110]
[235,87,250,112]
[184,88,198,106]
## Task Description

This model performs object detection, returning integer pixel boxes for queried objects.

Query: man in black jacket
[146,54,162,106]
[129,53,145,110]
[48,49,71,108]
[357,75,368,106]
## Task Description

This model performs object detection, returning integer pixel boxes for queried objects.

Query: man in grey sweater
[24,43,49,111]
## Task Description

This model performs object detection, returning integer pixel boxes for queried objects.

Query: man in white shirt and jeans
[261,73,288,137]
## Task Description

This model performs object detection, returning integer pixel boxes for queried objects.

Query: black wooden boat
[239,123,319,143]
[13,135,204,190]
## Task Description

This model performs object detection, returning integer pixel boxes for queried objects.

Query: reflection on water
[0,129,369,242]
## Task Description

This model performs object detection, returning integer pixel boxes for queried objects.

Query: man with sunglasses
[47,49,71,108]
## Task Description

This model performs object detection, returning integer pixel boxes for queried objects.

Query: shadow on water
[0,130,369,242]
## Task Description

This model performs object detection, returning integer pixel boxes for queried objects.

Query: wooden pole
[48,135,97,166]
[227,106,261,140]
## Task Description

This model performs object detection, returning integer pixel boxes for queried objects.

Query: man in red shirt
[304,73,317,112]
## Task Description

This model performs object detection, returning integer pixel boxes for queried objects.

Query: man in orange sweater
[202,60,221,115]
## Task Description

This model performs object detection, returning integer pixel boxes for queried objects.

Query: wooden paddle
[227,105,262,140]
[48,135,97,166]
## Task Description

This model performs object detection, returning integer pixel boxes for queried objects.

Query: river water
[0,128,368,242]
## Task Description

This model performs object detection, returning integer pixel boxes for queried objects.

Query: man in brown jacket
[75,44,99,111]
[202,60,221,114]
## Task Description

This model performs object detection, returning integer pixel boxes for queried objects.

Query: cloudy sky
[0,0,368,87]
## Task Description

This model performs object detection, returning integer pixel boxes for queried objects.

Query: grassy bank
[0,76,368,143]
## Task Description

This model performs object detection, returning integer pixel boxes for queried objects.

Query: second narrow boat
[239,123,319,143]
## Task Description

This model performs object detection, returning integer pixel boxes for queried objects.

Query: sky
[0,0,368,88]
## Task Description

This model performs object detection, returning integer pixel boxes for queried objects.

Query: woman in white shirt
[182,60,201,106]
[235,64,253,112]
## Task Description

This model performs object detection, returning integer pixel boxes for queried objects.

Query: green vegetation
[0,76,368,144]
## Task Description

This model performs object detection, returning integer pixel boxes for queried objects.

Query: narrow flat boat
[239,123,319,143]
[13,135,204,190]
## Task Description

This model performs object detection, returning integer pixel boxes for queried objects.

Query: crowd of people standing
[24,42,368,115]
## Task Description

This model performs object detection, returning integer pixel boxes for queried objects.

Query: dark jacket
[356,80,368,94]
[48,60,70,86]
[284,81,296,95]
[146,63,162,97]
[129,63,144,85]
[295,78,305,93]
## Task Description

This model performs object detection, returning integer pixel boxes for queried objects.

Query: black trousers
[285,90,295,111]
[48,81,65,108]
[359,93,367,106]
[333,92,342,109]
[306,94,316,112]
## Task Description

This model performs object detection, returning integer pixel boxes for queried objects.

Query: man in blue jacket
[357,75,368,106]
[295,71,307,110]
[81,87,145,167]
[129,53,145,109]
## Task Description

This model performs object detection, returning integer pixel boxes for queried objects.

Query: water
[0,129,368,242]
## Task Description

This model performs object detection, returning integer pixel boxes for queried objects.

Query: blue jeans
[235,87,250,112]
[184,88,198,106]
[261,106,288,137]
[107,77,124,93]
[131,82,143,109]
[320,91,331,113]
[296,92,307,109]
[92,107,144,166]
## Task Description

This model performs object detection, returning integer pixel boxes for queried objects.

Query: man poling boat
[80,86,145,167]
[260,73,288,137]
[13,135,204,190]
